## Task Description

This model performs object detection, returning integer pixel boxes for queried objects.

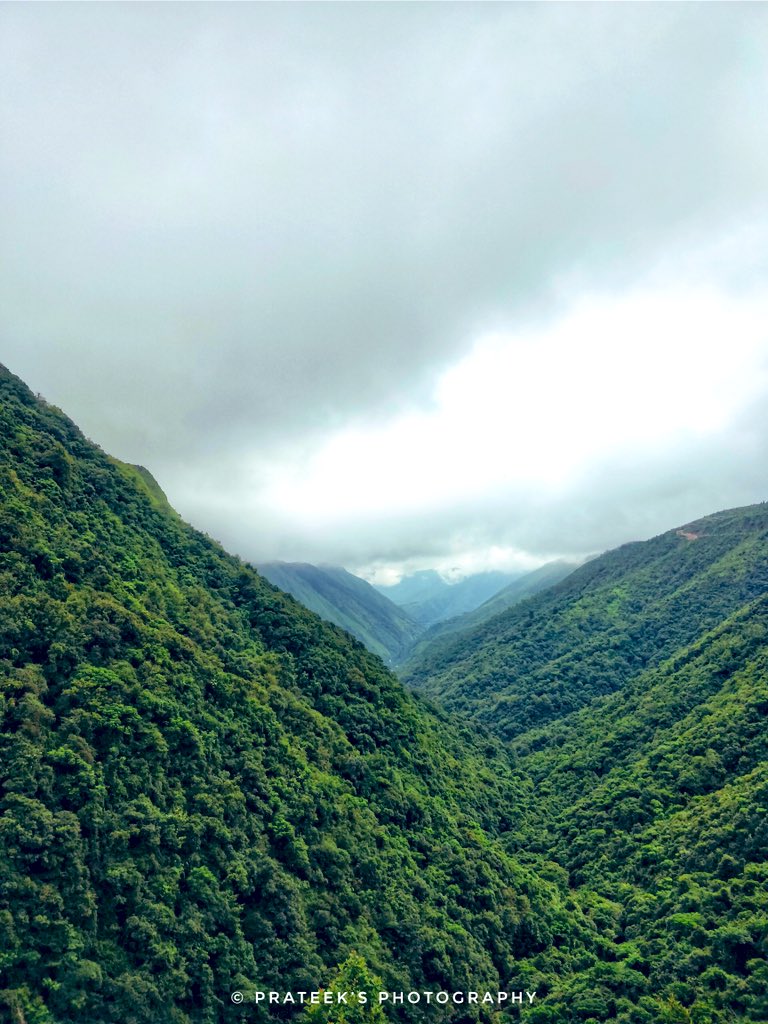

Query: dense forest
[1,363,766,1024]
[405,504,768,1024]
[404,506,768,738]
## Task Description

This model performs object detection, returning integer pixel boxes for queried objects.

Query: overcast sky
[3,3,768,581]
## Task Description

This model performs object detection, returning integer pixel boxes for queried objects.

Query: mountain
[459,559,580,625]
[510,579,768,1024]
[403,505,768,739]
[0,364,606,1024]
[402,560,579,666]
[3,361,767,1024]
[375,570,517,628]
[404,504,768,1024]
[255,562,422,665]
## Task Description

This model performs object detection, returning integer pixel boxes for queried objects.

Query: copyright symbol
[231,991,244,1004]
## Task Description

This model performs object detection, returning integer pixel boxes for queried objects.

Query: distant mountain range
[373,568,518,626]
[401,558,579,665]
[257,560,579,667]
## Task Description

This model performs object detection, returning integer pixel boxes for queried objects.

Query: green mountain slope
[3,362,767,1024]
[464,560,579,626]
[375,571,517,628]
[403,505,768,740]
[507,594,768,1024]
[116,460,174,511]
[256,562,422,665]
[0,365,606,1024]
[402,505,768,1024]
[402,561,578,667]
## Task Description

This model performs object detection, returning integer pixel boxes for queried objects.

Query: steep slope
[376,570,517,628]
[403,505,768,740]
[4,362,766,1024]
[403,506,768,1024]
[463,560,579,625]
[117,460,174,511]
[402,561,578,666]
[0,365,600,1024]
[256,562,422,665]
[507,594,768,1024]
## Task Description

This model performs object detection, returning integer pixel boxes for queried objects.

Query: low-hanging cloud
[172,284,768,574]
[2,4,768,575]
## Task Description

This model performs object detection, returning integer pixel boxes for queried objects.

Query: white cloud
[3,4,768,576]
[257,284,768,544]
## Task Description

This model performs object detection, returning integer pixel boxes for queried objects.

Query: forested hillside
[403,502,768,1024]
[401,561,578,668]
[256,562,422,665]
[507,593,768,1024]
[403,506,768,739]
[0,364,605,1023]
[2,362,766,1024]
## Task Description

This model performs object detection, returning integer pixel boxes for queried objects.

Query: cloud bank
[2,3,768,575]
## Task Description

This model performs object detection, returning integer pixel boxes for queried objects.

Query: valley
[1,362,766,1024]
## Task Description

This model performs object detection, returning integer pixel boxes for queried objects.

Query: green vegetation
[507,593,768,1024]
[0,365,601,1022]
[401,561,578,667]
[301,953,386,1024]
[405,503,768,1024]
[256,563,422,666]
[375,571,516,629]
[404,506,768,738]
[1,362,766,1024]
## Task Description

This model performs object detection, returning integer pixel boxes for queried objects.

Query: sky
[2,2,768,582]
